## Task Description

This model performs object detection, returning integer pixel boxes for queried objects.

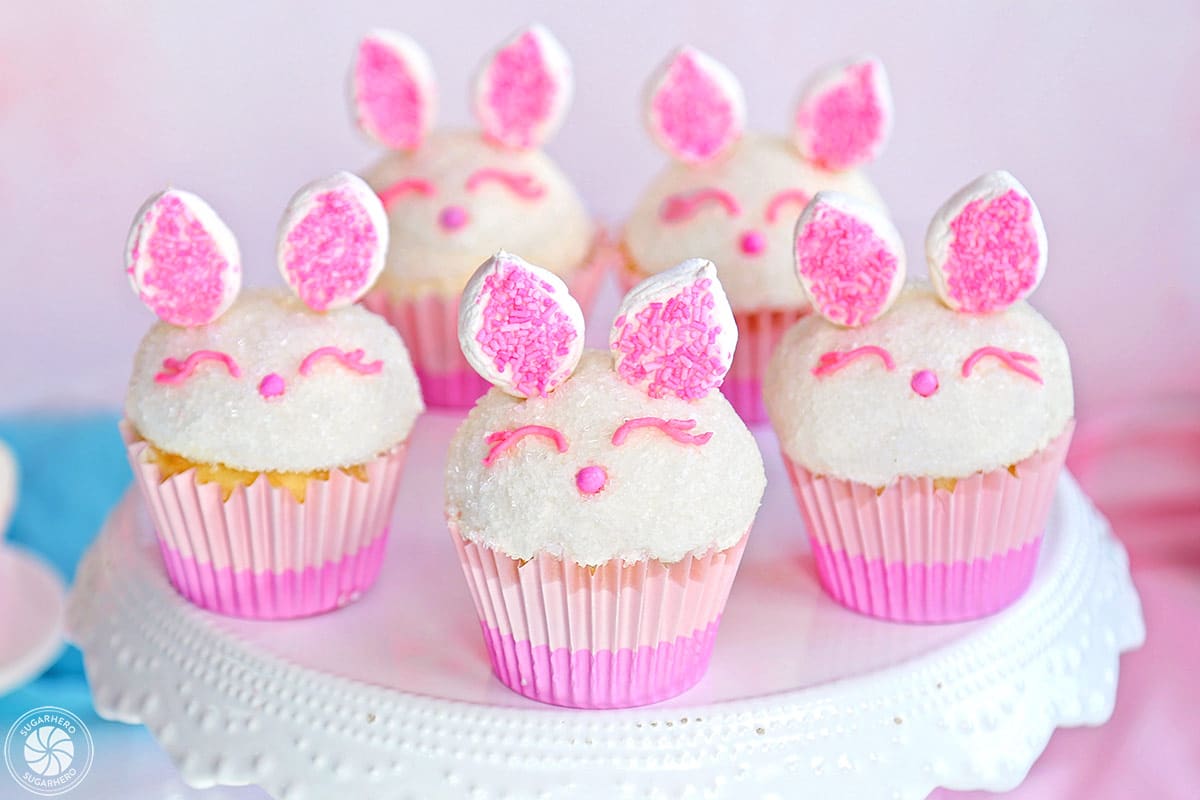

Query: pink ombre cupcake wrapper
[122,422,409,619]
[783,423,1074,623]
[450,526,749,709]
[364,231,616,409]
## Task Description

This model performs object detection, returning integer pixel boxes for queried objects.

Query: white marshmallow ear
[459,251,585,398]
[276,172,389,312]
[793,192,906,327]
[473,24,573,150]
[926,170,1048,313]
[645,47,745,164]
[125,188,242,327]
[793,56,893,171]
[610,259,737,401]
[0,441,15,538]
[351,29,437,151]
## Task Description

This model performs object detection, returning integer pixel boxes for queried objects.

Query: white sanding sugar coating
[765,284,1073,486]
[362,132,594,297]
[126,289,424,473]
[446,352,765,566]
[623,135,884,310]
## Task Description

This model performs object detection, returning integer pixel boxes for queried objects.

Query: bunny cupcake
[445,253,765,708]
[765,172,1074,623]
[351,25,614,408]
[622,48,894,423]
[123,172,424,619]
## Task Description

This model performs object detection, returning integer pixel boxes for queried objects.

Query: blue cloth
[0,412,131,725]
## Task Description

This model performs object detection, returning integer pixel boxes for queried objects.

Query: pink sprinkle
[961,346,1043,383]
[575,465,608,495]
[611,417,712,447]
[796,60,887,170]
[377,178,435,210]
[611,278,726,401]
[811,345,895,377]
[943,190,1041,313]
[659,187,741,223]
[137,195,234,327]
[765,189,811,224]
[465,168,546,199]
[739,230,766,256]
[439,205,469,231]
[299,346,383,376]
[651,52,740,163]
[258,373,286,399]
[155,350,241,385]
[480,32,556,149]
[910,369,939,397]
[355,37,426,150]
[282,189,379,312]
[483,425,568,466]
[795,204,899,326]
[475,261,579,397]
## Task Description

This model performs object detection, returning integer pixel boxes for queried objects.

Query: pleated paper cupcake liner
[783,423,1074,623]
[123,422,408,619]
[450,525,749,708]
[363,231,616,409]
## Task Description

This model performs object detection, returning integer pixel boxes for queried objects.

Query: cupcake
[350,25,615,408]
[123,172,424,619]
[765,173,1073,623]
[622,48,893,423]
[445,253,765,707]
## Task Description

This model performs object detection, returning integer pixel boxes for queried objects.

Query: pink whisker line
[659,188,741,223]
[155,350,241,384]
[298,347,383,376]
[765,189,811,224]
[483,425,568,466]
[812,346,895,377]
[611,417,713,447]
[465,169,546,199]
[376,178,436,209]
[962,347,1043,383]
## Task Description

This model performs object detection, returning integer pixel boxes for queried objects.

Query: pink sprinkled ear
[926,171,1048,313]
[125,189,241,327]
[645,47,746,164]
[793,192,906,327]
[276,172,388,312]
[609,259,737,401]
[352,29,436,151]
[473,24,573,150]
[794,56,892,171]
[459,251,585,398]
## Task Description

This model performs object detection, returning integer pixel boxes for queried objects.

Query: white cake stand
[67,415,1144,800]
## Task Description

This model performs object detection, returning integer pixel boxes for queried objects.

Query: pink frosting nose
[439,205,469,232]
[259,373,286,399]
[739,230,767,256]
[911,369,939,397]
[575,465,608,495]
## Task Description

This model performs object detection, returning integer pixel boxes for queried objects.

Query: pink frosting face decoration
[962,347,1042,384]
[154,350,241,385]
[611,417,712,447]
[811,345,895,377]
[376,178,435,210]
[659,187,741,224]
[793,57,893,172]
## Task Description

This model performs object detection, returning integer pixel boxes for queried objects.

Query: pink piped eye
[352,30,436,151]
[962,347,1043,384]
[645,46,745,164]
[376,178,436,210]
[659,188,741,224]
[611,418,712,447]
[765,189,811,225]
[811,345,895,377]
[473,25,573,150]
[794,56,892,171]
[483,425,568,467]
[299,347,383,377]
[465,169,546,200]
[155,350,241,385]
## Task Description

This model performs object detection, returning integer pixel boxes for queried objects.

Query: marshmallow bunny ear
[645,47,746,164]
[351,29,436,151]
[125,189,242,327]
[794,192,906,327]
[794,56,892,171]
[926,171,1047,313]
[610,259,737,401]
[473,24,573,150]
[459,251,585,398]
[0,441,15,537]
[276,172,388,312]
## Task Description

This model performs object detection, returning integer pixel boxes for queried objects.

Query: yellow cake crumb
[147,446,368,503]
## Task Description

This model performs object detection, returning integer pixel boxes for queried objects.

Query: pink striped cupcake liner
[363,231,617,409]
[783,423,1074,623]
[450,525,749,708]
[122,422,409,619]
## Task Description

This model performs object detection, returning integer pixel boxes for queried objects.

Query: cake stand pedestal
[67,416,1144,800]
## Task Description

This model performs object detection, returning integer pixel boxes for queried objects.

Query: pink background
[2,1,1199,413]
